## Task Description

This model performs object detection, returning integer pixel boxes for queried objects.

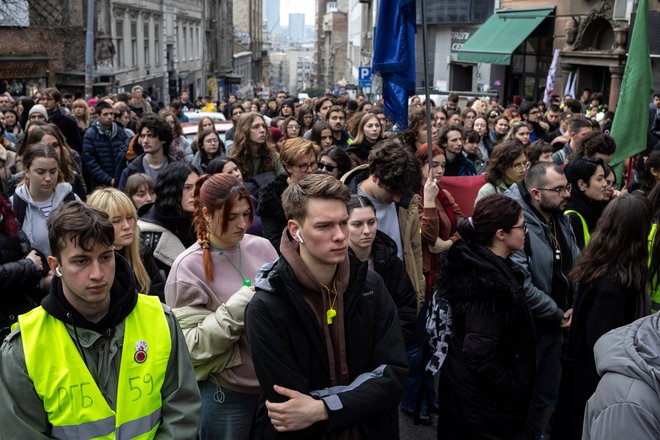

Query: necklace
[217,243,252,287]
[319,278,338,325]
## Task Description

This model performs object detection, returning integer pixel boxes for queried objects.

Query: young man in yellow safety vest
[0,201,201,438]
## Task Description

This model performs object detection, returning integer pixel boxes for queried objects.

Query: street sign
[358,66,372,88]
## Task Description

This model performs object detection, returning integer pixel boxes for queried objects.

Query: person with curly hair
[342,139,425,306]
[138,162,199,275]
[401,108,438,154]
[118,115,175,190]
[165,173,276,439]
[230,113,285,193]
[161,109,194,163]
[476,140,528,204]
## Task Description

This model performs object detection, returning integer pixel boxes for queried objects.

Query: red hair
[415,143,446,165]
[193,174,253,282]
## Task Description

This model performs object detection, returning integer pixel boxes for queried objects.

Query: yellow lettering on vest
[57,387,68,413]
[81,382,93,408]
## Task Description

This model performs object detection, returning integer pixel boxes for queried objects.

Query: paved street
[399,408,437,440]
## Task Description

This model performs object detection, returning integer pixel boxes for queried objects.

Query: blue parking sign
[358,66,372,88]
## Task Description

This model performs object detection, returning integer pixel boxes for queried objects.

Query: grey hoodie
[11,182,76,256]
[582,313,660,439]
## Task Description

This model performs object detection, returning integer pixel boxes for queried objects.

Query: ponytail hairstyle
[456,194,522,246]
[193,173,253,282]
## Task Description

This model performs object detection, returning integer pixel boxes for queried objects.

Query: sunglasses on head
[317,162,337,172]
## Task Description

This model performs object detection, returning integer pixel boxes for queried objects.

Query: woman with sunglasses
[564,157,608,250]
[317,145,352,179]
[476,140,528,204]
[256,138,319,252]
[432,194,535,440]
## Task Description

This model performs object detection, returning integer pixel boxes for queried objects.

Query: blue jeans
[400,301,437,413]
[198,380,259,440]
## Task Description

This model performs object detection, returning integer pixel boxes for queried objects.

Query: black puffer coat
[256,174,288,252]
[436,239,536,440]
[0,229,45,338]
[350,230,417,347]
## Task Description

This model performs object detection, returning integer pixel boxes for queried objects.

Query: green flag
[609,0,652,183]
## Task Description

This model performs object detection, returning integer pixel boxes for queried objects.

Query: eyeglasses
[510,223,528,233]
[536,183,572,195]
[296,161,318,172]
[513,161,531,171]
[204,137,220,144]
[318,162,337,172]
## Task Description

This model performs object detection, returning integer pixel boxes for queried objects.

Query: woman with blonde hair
[87,187,164,299]
[71,98,90,137]
[346,112,384,166]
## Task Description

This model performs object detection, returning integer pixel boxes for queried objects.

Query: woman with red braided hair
[164,173,277,440]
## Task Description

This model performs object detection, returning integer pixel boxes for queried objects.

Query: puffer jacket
[583,314,660,439]
[436,239,536,439]
[349,230,417,347]
[0,228,44,339]
[342,164,425,309]
[82,120,129,189]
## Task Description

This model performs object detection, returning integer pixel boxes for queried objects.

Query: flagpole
[420,0,434,167]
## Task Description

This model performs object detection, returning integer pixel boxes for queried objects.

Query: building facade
[0,0,229,102]
[316,0,349,90]
[234,0,265,90]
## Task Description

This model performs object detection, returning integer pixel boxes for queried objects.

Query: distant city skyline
[279,0,315,26]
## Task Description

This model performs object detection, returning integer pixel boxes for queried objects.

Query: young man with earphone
[0,201,201,438]
[245,174,408,438]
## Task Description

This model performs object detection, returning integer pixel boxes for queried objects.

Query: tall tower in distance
[264,0,281,33]
[289,13,305,43]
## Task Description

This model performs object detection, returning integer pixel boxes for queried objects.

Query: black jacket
[0,229,45,338]
[49,108,82,153]
[246,252,408,439]
[552,272,644,440]
[349,230,416,347]
[436,239,536,439]
[565,190,603,250]
[256,174,288,252]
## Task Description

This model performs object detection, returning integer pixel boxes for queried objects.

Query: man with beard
[41,87,82,153]
[325,106,351,149]
[505,162,580,440]
[519,101,547,143]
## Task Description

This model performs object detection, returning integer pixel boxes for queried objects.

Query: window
[182,24,187,61]
[116,19,124,67]
[131,21,138,67]
[418,0,493,24]
[144,22,150,66]
[155,23,160,66]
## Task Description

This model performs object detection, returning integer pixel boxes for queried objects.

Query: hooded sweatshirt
[583,314,660,439]
[12,182,75,256]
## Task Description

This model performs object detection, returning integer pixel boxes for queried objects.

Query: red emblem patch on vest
[134,339,148,363]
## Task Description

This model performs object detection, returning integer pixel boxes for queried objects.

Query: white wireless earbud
[54,267,62,277]
[295,230,304,244]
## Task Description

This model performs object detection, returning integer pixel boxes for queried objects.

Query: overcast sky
[280,0,316,26]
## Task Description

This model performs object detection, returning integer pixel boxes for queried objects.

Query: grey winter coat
[583,314,660,439]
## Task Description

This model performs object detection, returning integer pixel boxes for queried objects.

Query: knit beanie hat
[28,104,48,120]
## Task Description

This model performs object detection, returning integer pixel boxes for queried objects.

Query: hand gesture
[25,250,43,272]
[265,385,328,432]
[423,173,439,206]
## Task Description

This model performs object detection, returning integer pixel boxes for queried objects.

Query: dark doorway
[450,63,473,91]
[578,65,611,101]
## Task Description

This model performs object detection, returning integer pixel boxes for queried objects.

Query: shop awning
[457,8,554,65]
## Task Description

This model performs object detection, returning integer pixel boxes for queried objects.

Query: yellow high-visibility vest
[565,209,590,246]
[18,294,171,439]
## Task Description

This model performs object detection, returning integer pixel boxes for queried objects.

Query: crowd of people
[0,84,660,439]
